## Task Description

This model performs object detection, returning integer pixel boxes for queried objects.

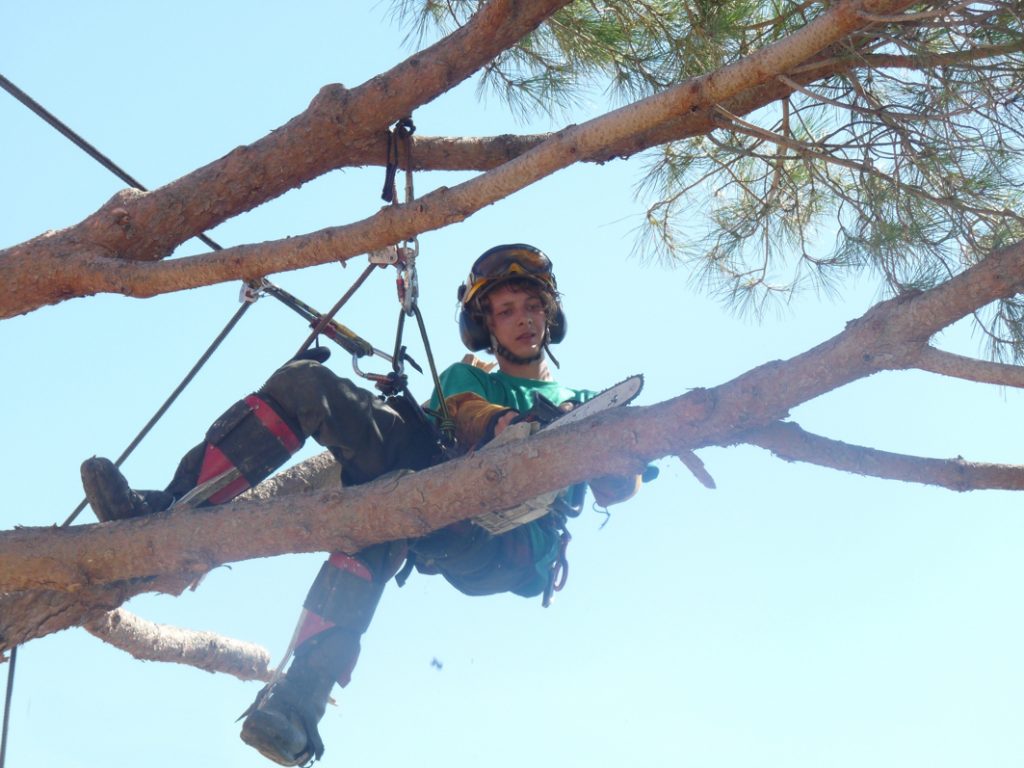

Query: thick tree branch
[7,231,1023,601]
[0,573,191,652]
[8,233,1022,654]
[83,608,272,682]
[0,0,573,317]
[0,0,918,318]
[742,420,1024,490]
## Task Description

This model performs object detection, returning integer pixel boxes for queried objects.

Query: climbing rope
[0,647,14,768]
[62,297,254,526]
[0,78,455,762]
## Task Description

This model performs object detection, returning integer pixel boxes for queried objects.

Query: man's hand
[493,410,519,437]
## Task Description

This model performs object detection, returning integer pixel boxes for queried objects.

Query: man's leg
[82,359,437,520]
[240,542,406,766]
[79,360,439,765]
[411,516,563,599]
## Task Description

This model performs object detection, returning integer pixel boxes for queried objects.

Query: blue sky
[4,3,1024,767]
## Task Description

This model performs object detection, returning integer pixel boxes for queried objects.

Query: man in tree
[80,244,642,766]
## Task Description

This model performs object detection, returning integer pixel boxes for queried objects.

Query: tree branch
[3,226,1021,650]
[8,230,1024,600]
[0,0,573,317]
[0,0,918,318]
[0,573,191,652]
[742,420,1024,491]
[912,345,1024,388]
[83,608,272,682]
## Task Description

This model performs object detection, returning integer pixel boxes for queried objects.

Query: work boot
[240,678,327,767]
[240,628,360,766]
[80,457,174,522]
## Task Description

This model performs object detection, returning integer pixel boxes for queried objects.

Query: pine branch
[0,0,918,318]
[741,420,1024,491]
[912,344,1024,387]
[855,40,1024,70]
[84,608,272,682]
[5,232,1024,654]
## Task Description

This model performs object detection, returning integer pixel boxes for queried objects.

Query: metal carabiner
[397,239,419,316]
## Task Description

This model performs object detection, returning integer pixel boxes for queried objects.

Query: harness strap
[198,394,304,504]
[245,395,303,452]
[543,527,572,608]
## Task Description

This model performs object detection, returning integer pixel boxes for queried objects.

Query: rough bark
[83,608,272,682]
[0,0,917,318]
[5,236,1024,658]
[4,0,1015,680]
[742,421,1024,491]
[0,0,573,317]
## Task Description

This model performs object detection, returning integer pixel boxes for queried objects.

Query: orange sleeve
[443,391,516,449]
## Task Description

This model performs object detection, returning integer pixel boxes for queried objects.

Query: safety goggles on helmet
[459,244,557,307]
[457,243,567,352]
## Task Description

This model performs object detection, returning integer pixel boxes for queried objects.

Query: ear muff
[458,285,492,351]
[547,307,566,345]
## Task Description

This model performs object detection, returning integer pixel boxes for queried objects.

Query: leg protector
[257,360,439,486]
[167,394,304,506]
[239,544,406,763]
[294,543,406,686]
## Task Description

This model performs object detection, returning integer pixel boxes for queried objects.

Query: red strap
[194,395,302,506]
[328,552,373,581]
[197,444,252,504]
[244,394,302,453]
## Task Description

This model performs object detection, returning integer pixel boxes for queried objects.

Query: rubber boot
[80,457,174,522]
[240,628,360,766]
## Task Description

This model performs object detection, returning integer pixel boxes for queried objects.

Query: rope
[61,298,254,526]
[0,73,253,764]
[0,80,438,759]
[0,73,223,257]
[0,647,15,768]
[0,72,246,526]
[293,263,378,357]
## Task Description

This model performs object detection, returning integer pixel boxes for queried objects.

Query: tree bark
[83,609,272,682]
[0,0,917,318]
[5,235,1024,656]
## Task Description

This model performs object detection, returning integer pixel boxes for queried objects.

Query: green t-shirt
[430,362,595,412]
[428,362,595,598]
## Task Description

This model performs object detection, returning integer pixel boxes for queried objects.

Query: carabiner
[397,239,419,316]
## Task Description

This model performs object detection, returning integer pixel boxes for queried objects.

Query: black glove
[513,393,571,427]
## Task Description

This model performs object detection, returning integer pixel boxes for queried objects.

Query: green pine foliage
[394,1,1024,357]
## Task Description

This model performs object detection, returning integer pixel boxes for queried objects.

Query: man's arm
[443,391,516,449]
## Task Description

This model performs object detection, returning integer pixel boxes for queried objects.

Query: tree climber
[80,244,645,767]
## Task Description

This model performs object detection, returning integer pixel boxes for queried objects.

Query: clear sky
[4,3,1024,767]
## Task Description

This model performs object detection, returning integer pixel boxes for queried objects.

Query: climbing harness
[543,527,572,608]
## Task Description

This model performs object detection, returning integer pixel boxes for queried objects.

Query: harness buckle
[239,281,263,304]
[368,245,400,266]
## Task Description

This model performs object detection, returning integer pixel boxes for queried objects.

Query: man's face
[485,284,548,360]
